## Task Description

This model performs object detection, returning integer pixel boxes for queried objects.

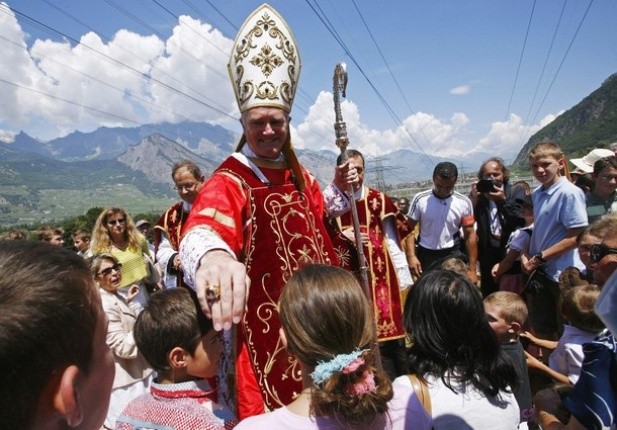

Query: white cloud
[450,85,470,95]
[294,91,471,158]
[475,112,559,160]
[0,129,14,143]
[292,90,561,166]
[0,3,564,164]
[148,15,236,125]
[0,6,237,141]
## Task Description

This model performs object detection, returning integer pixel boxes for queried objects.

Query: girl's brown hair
[279,264,393,425]
[561,285,604,333]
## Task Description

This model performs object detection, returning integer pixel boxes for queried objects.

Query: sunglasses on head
[589,243,617,263]
[107,218,125,225]
[99,263,122,277]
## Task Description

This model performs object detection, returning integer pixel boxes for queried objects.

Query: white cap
[570,148,614,174]
[227,3,301,114]
[135,219,150,229]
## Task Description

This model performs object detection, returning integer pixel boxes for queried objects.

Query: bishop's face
[242,107,289,159]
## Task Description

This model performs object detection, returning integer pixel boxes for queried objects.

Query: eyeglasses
[99,263,122,277]
[589,243,617,263]
[174,182,197,191]
[107,218,125,225]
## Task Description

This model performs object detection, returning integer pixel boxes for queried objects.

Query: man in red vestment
[153,160,206,289]
[179,4,358,419]
[325,149,412,380]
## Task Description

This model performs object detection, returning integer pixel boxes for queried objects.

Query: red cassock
[182,156,355,418]
[337,187,405,342]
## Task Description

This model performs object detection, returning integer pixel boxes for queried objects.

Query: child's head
[560,285,604,334]
[528,141,565,186]
[135,288,220,381]
[37,225,65,246]
[0,241,114,430]
[0,229,27,240]
[279,264,392,425]
[576,228,602,272]
[558,266,590,290]
[484,292,528,343]
[510,180,534,222]
[592,155,617,196]
[440,257,468,277]
[72,229,91,252]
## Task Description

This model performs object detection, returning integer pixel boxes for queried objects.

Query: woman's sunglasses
[589,243,617,263]
[99,263,122,277]
[107,218,125,226]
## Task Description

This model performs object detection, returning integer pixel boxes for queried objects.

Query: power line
[305,0,436,171]
[515,0,594,156]
[514,0,568,160]
[0,33,234,143]
[37,0,230,117]
[504,0,537,121]
[0,77,141,125]
[0,3,236,121]
[349,0,436,157]
[151,0,229,58]
[102,0,227,80]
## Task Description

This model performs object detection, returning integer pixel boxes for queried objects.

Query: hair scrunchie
[310,348,369,386]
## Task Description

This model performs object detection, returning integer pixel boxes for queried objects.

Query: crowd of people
[1,3,617,430]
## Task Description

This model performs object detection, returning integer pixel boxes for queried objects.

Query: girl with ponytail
[235,264,432,429]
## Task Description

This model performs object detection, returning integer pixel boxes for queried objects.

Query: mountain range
[1,72,616,226]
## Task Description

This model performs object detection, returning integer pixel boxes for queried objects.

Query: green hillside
[513,73,617,168]
[0,157,175,226]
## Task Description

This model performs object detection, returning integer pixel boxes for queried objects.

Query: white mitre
[227,3,301,114]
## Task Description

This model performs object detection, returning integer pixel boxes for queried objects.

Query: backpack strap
[408,374,432,416]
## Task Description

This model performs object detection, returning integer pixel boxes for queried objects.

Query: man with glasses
[587,155,617,223]
[154,160,205,289]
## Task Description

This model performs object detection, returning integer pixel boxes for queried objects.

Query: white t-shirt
[549,324,599,384]
[507,225,533,254]
[234,381,432,430]
[393,374,520,430]
[408,189,474,250]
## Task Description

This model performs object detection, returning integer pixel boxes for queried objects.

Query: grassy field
[0,183,175,227]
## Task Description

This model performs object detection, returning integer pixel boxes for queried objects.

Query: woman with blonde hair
[236,264,432,429]
[90,207,157,312]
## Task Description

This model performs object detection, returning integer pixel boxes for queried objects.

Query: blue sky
[1,0,615,168]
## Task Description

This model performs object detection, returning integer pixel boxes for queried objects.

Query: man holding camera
[471,157,522,297]
[407,161,478,282]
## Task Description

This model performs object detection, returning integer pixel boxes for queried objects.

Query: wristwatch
[534,252,546,263]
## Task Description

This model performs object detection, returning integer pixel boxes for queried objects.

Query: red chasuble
[153,201,188,288]
[338,187,405,341]
[182,156,346,418]
[395,211,415,243]
[154,201,186,252]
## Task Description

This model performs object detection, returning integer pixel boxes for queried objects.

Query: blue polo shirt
[530,177,588,281]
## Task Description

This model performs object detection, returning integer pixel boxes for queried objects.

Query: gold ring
[205,284,221,302]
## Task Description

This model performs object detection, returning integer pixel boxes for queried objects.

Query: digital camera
[476,179,496,193]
